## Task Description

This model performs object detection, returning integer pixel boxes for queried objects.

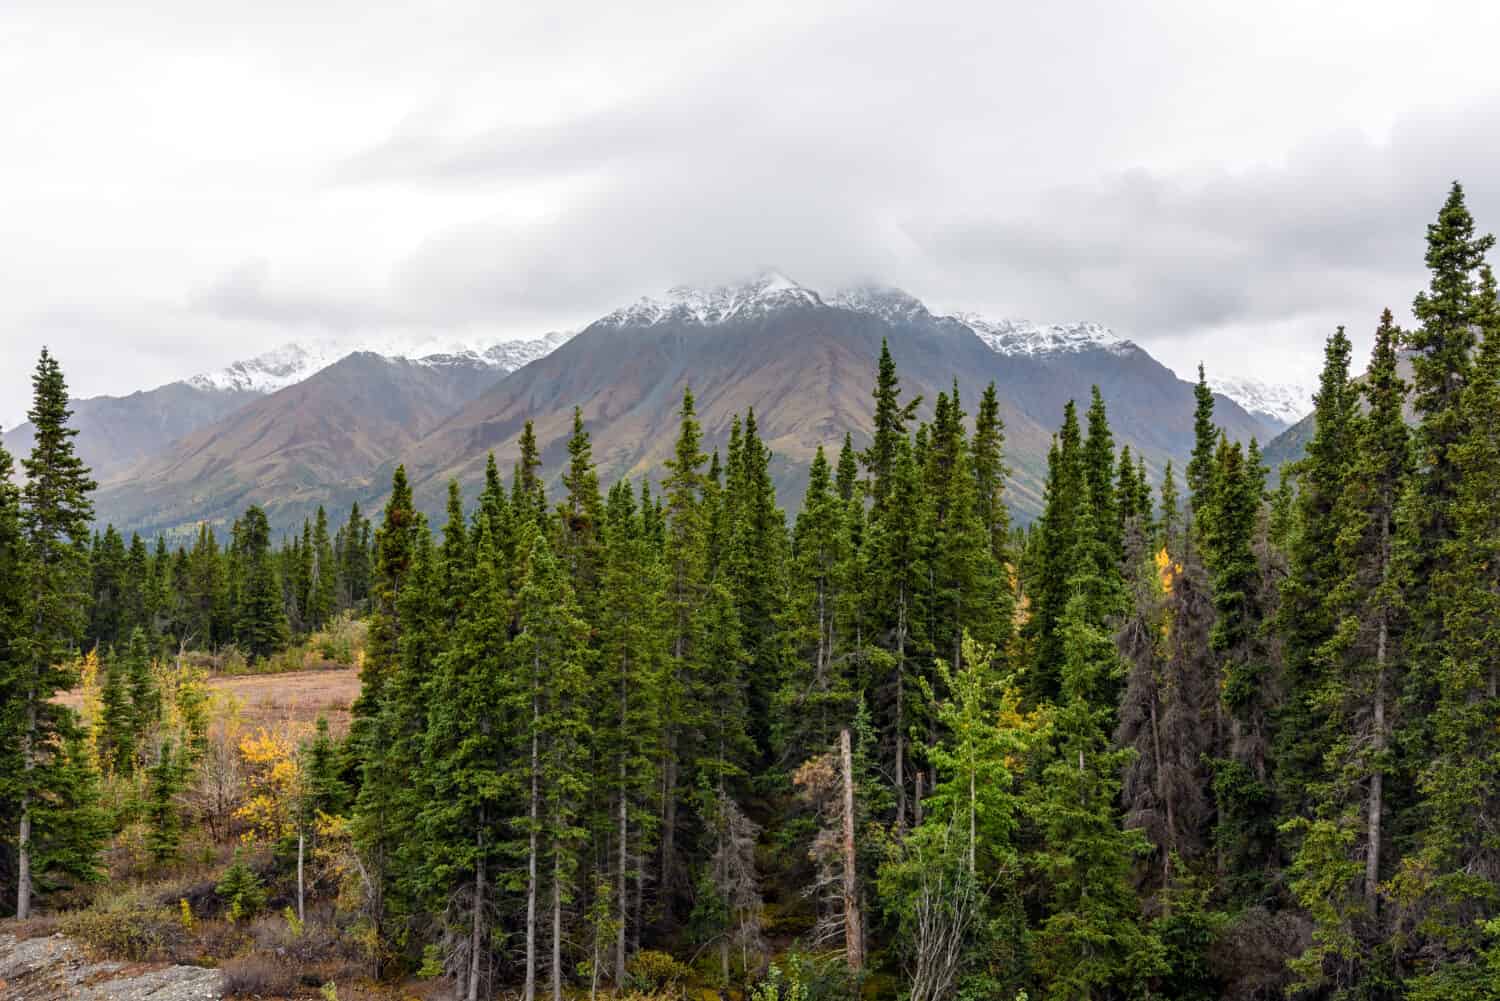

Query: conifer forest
[6,183,1500,1000]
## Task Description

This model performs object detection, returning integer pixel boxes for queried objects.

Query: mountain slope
[3,383,262,481]
[397,277,1275,524]
[93,353,507,539]
[90,276,1279,536]
[401,278,1058,517]
[7,332,573,492]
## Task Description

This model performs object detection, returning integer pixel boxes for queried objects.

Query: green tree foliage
[7,349,102,918]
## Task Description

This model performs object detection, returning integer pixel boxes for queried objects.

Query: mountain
[93,352,513,539]
[4,332,574,487]
[186,330,574,394]
[2,383,262,481]
[395,275,1276,526]
[1206,374,1315,430]
[1261,350,1422,475]
[89,274,1277,537]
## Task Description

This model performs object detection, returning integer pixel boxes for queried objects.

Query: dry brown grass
[59,667,359,732]
[208,668,359,731]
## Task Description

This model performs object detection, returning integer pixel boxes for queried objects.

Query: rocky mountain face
[81,274,1279,538]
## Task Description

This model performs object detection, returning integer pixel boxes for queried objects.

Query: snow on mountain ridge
[956,315,1138,357]
[599,271,825,327]
[187,342,340,393]
[187,331,576,395]
[1207,374,1316,427]
[828,285,932,324]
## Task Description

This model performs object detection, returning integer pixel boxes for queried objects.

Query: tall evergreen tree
[1186,364,1218,523]
[234,506,286,660]
[1277,326,1358,815]
[11,349,100,919]
[308,505,337,631]
[1024,401,1085,703]
[861,339,919,509]
[659,388,710,909]
[1283,311,1411,994]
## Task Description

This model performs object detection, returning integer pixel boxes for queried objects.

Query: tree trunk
[552,849,563,1001]
[1365,508,1395,904]
[968,760,977,874]
[616,760,629,985]
[468,838,484,1001]
[16,698,37,921]
[526,681,540,1001]
[16,803,32,921]
[914,771,923,828]
[839,729,864,973]
[297,830,306,925]
[1148,686,1173,884]
[895,591,908,834]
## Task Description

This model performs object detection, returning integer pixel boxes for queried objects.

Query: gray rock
[0,932,223,1000]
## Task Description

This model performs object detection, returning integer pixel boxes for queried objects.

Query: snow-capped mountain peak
[957,316,1137,358]
[828,284,932,324]
[1206,374,1315,428]
[187,331,575,396]
[187,342,342,393]
[599,271,824,327]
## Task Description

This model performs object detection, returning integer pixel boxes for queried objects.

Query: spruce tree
[1186,364,1218,523]
[971,382,1011,565]
[558,407,604,614]
[1024,402,1085,702]
[659,387,709,907]
[1284,311,1411,993]
[861,339,919,509]
[1411,263,1500,979]
[144,739,186,864]
[308,505,337,632]
[12,349,99,919]
[234,505,286,660]
[1277,326,1358,815]
[419,520,515,1000]
[596,481,667,981]
[97,644,135,776]
[1204,435,1275,898]
[89,525,126,647]
[864,437,925,830]
[1030,576,1164,995]
[1083,386,1122,568]
[782,446,854,762]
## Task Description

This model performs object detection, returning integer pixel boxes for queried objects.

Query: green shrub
[216,857,267,922]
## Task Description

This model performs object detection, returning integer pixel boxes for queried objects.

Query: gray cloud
[6,0,1500,426]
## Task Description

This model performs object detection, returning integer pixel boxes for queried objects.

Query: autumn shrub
[628,949,693,998]
[62,904,181,961]
[221,952,301,996]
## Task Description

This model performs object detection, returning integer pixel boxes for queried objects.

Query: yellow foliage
[77,649,103,766]
[234,726,304,845]
[996,684,1049,770]
[1156,546,1180,595]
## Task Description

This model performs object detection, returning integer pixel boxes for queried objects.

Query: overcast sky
[5,0,1500,429]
